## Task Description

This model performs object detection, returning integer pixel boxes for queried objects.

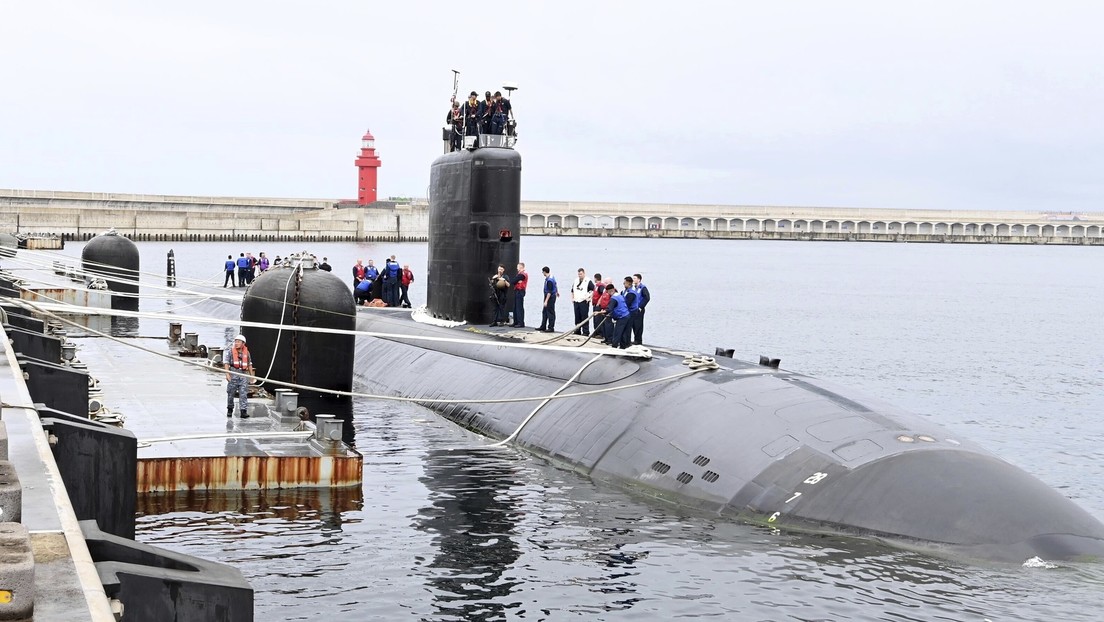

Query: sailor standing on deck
[225,334,254,418]
[591,273,605,337]
[538,267,558,332]
[596,280,612,341]
[510,262,528,327]
[223,255,236,287]
[489,264,511,326]
[399,264,414,308]
[603,284,630,347]
[383,257,401,306]
[620,277,639,349]
[236,253,250,287]
[352,259,367,292]
[631,273,650,345]
[571,268,594,336]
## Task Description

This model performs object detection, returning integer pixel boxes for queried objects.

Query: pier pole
[166,249,176,288]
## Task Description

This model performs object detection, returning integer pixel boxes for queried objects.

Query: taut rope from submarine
[14,299,721,410]
[14,298,654,357]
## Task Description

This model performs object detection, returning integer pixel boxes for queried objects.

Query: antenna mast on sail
[443,69,462,154]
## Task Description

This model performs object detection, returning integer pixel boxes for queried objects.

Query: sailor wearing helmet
[224,334,255,418]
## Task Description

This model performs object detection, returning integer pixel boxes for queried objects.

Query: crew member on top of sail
[489,91,512,135]
[446,100,463,152]
[460,91,484,141]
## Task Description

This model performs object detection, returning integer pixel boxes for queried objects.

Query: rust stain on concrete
[138,455,363,493]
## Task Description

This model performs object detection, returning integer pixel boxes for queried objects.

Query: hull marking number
[803,472,828,485]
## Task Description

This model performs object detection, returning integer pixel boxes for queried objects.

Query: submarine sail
[427,136,521,324]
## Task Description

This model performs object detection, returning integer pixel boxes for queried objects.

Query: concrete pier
[3,188,1103,245]
[0,254,364,619]
[0,324,117,620]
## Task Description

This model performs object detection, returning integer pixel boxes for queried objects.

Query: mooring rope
[13,298,719,406]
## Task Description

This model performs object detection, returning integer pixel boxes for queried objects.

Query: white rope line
[260,264,300,385]
[17,299,707,405]
[7,248,402,325]
[492,352,606,447]
[11,280,219,315]
[9,298,648,358]
[2,259,243,306]
[5,244,237,290]
[157,293,221,311]
[6,270,228,300]
[2,247,227,292]
[527,310,599,345]
[140,431,313,444]
[3,247,287,311]
[1,247,226,294]
[4,251,365,323]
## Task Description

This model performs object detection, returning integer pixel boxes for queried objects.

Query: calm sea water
[56,238,1104,620]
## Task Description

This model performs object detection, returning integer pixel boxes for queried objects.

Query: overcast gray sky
[3,1,1102,211]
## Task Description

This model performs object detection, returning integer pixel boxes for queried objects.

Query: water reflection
[54,313,112,334]
[415,448,524,621]
[138,486,362,531]
[110,314,140,337]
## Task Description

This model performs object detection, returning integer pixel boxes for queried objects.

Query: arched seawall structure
[3,189,1101,244]
[518,201,1104,244]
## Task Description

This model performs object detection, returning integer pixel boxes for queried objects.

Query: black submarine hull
[190,143,1104,562]
[350,308,1104,562]
[342,143,1104,562]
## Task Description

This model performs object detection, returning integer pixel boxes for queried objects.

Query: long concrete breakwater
[3,188,1103,245]
[0,189,429,243]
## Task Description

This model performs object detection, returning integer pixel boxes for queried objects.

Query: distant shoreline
[3,188,1102,246]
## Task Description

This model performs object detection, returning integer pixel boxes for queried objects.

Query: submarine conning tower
[81,228,140,311]
[241,252,356,408]
[427,146,521,324]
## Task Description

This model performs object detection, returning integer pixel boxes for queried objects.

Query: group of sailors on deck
[447,90,515,151]
[490,264,651,349]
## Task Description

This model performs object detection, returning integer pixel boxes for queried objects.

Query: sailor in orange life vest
[224,334,255,418]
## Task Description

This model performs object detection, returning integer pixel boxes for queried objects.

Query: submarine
[238,134,1104,563]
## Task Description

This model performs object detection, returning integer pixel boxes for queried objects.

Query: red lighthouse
[354,130,382,205]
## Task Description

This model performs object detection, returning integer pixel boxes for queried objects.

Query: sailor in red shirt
[400,264,415,308]
[591,272,606,338]
[510,262,528,327]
